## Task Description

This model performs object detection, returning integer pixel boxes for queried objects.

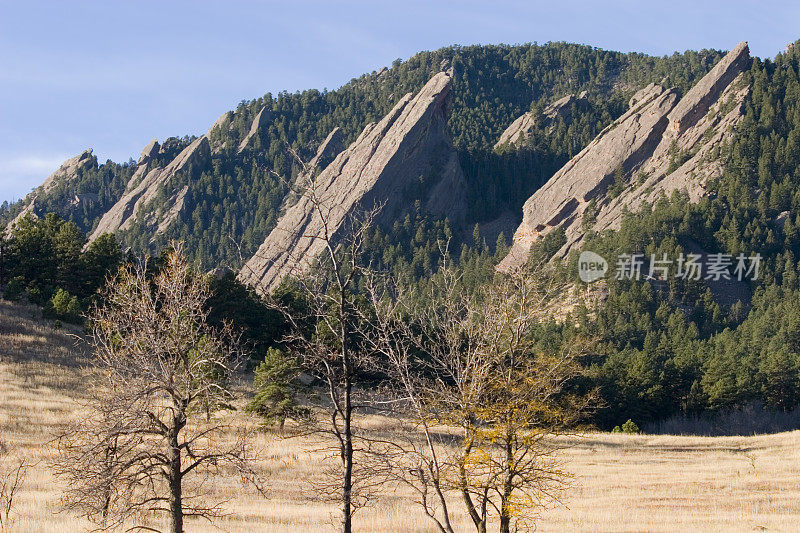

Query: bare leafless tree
[259,179,384,532]
[239,142,395,533]
[364,260,596,533]
[358,261,463,533]
[53,247,260,533]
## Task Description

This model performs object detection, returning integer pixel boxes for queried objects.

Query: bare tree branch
[53,246,263,533]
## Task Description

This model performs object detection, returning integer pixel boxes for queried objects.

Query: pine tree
[247,347,306,431]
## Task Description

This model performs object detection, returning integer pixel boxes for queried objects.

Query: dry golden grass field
[2,297,800,532]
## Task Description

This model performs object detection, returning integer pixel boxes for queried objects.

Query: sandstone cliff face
[138,140,160,164]
[308,127,345,173]
[496,112,538,148]
[495,91,589,149]
[5,149,95,231]
[499,42,751,270]
[209,111,234,135]
[288,127,346,201]
[88,136,210,241]
[207,111,236,153]
[237,106,271,153]
[239,71,466,293]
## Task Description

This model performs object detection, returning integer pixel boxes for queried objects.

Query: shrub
[47,288,82,322]
[246,347,306,430]
[27,286,45,306]
[621,419,641,434]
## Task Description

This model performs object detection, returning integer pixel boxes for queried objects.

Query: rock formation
[495,91,589,149]
[239,71,466,293]
[499,42,751,270]
[496,112,538,149]
[208,111,234,135]
[84,101,272,244]
[5,149,95,231]
[88,136,210,241]
[308,127,345,173]
[288,127,346,198]
[543,91,589,121]
[138,139,160,165]
[208,111,235,153]
[237,106,271,153]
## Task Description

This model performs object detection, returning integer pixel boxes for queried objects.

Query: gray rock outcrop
[88,136,210,241]
[495,91,589,149]
[666,42,751,136]
[309,127,345,171]
[237,106,271,153]
[138,140,160,165]
[208,111,234,135]
[291,127,346,193]
[5,149,95,232]
[543,91,589,122]
[40,149,95,195]
[208,111,234,153]
[239,71,466,293]
[496,112,538,148]
[499,42,751,270]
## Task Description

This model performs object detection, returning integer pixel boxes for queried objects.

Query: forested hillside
[7,39,800,432]
[551,40,800,428]
[1,42,725,270]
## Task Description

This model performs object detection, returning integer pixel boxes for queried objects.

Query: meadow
[2,298,799,532]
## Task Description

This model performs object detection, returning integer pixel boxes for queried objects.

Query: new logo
[578,251,608,283]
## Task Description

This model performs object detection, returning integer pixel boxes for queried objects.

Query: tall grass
[2,298,800,531]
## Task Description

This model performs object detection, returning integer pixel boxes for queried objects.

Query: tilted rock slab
[239,71,466,293]
[138,139,160,165]
[207,111,236,153]
[499,42,751,270]
[5,149,95,232]
[282,127,347,210]
[88,136,210,242]
[496,111,538,149]
[495,91,589,149]
[237,106,271,153]
[307,127,345,173]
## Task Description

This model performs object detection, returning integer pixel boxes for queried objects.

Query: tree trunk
[168,422,184,533]
[341,389,353,533]
[340,297,353,533]
[499,428,514,533]
[500,516,510,533]
[459,437,486,533]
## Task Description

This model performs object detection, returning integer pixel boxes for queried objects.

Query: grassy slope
[1,298,799,532]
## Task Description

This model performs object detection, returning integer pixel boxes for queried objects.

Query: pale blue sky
[1,0,798,203]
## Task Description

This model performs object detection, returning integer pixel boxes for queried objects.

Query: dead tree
[255,176,383,532]
[54,248,259,533]
[237,142,393,533]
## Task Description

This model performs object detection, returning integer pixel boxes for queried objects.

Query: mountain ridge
[2,41,734,272]
[239,70,466,292]
[499,42,751,270]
